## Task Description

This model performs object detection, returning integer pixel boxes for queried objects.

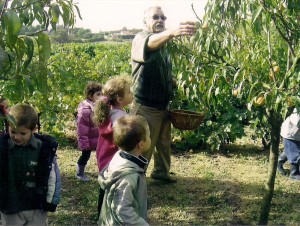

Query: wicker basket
[170,109,205,130]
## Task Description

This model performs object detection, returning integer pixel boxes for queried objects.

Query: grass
[48,133,300,225]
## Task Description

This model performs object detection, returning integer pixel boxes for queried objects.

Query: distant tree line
[20,25,141,43]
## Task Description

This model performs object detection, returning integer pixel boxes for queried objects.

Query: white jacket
[281,108,300,141]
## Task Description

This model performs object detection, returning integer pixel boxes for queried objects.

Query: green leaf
[247,81,259,102]
[262,82,271,90]
[37,33,51,63]
[252,5,263,24]
[73,4,82,20]
[23,36,34,69]
[1,9,22,47]
[24,74,35,94]
[33,3,46,24]
[61,3,71,26]
[5,114,16,127]
[50,4,60,23]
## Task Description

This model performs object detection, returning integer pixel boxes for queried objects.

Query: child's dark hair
[113,115,148,152]
[93,74,132,126]
[9,103,38,130]
[0,97,7,115]
[84,81,102,99]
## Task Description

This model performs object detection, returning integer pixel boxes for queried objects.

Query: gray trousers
[1,210,47,226]
[131,102,171,177]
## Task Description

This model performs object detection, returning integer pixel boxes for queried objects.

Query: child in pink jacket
[76,82,102,181]
[92,74,133,218]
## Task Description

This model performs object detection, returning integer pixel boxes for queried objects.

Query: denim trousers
[131,102,171,177]
[283,138,300,164]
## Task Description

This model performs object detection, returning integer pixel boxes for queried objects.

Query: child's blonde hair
[113,115,148,152]
[9,103,38,130]
[93,74,132,126]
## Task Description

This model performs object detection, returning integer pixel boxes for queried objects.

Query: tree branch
[0,0,9,19]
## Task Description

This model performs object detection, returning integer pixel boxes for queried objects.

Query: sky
[73,0,208,32]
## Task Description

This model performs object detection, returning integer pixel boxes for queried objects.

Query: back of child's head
[84,81,102,99]
[93,74,132,126]
[9,103,38,130]
[113,115,148,152]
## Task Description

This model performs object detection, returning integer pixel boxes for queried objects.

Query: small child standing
[76,81,102,181]
[0,103,61,225]
[92,74,133,217]
[98,115,150,226]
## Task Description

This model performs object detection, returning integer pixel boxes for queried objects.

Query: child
[0,103,61,225]
[92,74,133,217]
[98,115,150,226]
[93,75,133,172]
[0,97,9,134]
[76,81,102,181]
[280,107,300,180]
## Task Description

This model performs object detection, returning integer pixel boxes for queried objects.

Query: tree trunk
[258,112,283,225]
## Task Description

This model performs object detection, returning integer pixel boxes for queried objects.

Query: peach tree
[169,0,300,224]
[0,0,80,104]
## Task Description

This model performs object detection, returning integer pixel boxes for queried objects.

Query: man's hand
[147,21,197,51]
[171,21,196,37]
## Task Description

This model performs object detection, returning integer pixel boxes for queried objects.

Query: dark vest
[0,133,58,214]
[132,40,173,110]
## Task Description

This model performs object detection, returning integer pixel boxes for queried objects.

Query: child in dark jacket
[76,81,102,181]
[0,103,60,225]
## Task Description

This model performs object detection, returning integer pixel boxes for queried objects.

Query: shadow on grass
[173,142,269,159]
[147,176,261,225]
[48,173,100,225]
[147,174,300,225]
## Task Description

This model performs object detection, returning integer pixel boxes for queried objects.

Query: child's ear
[137,140,145,150]
[33,126,38,133]
[116,96,122,104]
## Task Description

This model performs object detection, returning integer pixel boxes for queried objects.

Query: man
[130,6,196,183]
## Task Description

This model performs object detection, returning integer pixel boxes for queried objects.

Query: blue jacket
[0,133,61,214]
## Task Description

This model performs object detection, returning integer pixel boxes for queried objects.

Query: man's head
[113,115,151,153]
[143,6,166,33]
[8,104,38,146]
